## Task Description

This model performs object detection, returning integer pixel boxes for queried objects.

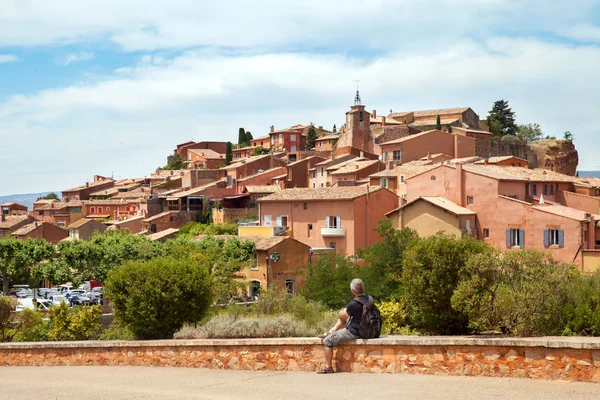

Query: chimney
[381,116,386,127]
[318,126,323,130]
[85,182,89,188]
[0,212,5,222]
[355,165,359,170]
[360,151,364,158]
[372,110,377,118]
[387,161,394,170]
[427,151,432,161]
[484,159,489,165]
[456,163,464,206]
[453,135,459,159]
[589,215,596,250]
[270,125,275,133]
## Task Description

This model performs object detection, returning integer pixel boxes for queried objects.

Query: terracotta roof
[369,115,403,125]
[315,134,340,141]
[244,185,281,194]
[62,179,115,192]
[67,218,98,229]
[449,156,482,165]
[259,186,383,202]
[452,127,492,135]
[111,188,149,199]
[325,157,367,171]
[222,154,274,170]
[232,146,254,152]
[531,204,600,222]
[463,165,577,183]
[286,156,325,167]
[387,111,414,118]
[192,235,292,251]
[147,228,179,241]
[474,156,528,164]
[409,118,460,127]
[1,202,25,207]
[106,216,145,225]
[170,182,220,199]
[84,199,139,205]
[412,107,471,118]
[0,215,30,229]
[89,187,120,197]
[33,199,57,205]
[188,148,224,159]
[370,164,438,179]
[12,222,48,236]
[35,201,83,211]
[380,130,442,145]
[270,173,288,180]
[314,154,357,167]
[575,176,600,189]
[387,196,476,217]
[329,160,381,175]
[142,211,178,223]
[238,167,287,182]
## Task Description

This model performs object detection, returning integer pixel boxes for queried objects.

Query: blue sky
[1,0,600,195]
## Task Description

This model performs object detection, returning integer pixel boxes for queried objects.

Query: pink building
[258,186,399,255]
[380,130,475,164]
[269,125,308,152]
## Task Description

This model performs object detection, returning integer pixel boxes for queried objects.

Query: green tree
[447,124,452,133]
[487,99,517,136]
[0,237,54,295]
[306,125,317,150]
[38,193,59,201]
[238,128,247,146]
[517,123,543,142]
[106,256,213,339]
[251,147,269,156]
[486,118,503,135]
[47,302,103,341]
[225,142,233,166]
[163,152,186,170]
[564,131,574,141]
[245,131,253,144]
[400,233,489,334]
[435,115,441,130]
[452,249,579,336]
[562,270,600,336]
[177,222,238,239]
[358,221,418,300]
[0,297,16,342]
[302,254,358,309]
[332,124,337,133]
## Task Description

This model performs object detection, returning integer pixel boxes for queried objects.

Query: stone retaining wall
[1,336,600,382]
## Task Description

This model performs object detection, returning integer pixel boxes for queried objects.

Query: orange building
[12,221,68,244]
[380,130,475,164]
[187,148,226,169]
[258,186,399,255]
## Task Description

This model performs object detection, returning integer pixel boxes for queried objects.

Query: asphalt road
[1,367,600,400]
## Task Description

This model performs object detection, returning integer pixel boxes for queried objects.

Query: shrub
[12,309,49,342]
[452,249,579,336]
[400,233,489,334]
[99,321,136,340]
[106,256,213,339]
[177,222,238,238]
[47,303,103,341]
[302,254,359,309]
[562,270,600,336]
[0,297,16,342]
[378,300,406,334]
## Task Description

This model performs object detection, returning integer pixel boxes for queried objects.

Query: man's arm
[338,308,349,320]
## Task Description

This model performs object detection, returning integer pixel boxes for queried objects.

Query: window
[264,215,272,226]
[483,229,490,238]
[467,196,474,205]
[98,207,103,214]
[291,145,297,152]
[311,171,316,178]
[393,150,401,161]
[250,281,261,298]
[400,175,405,184]
[303,202,308,210]
[319,141,323,147]
[271,136,274,145]
[291,135,296,142]
[380,178,389,188]
[506,229,524,248]
[285,279,296,294]
[308,223,313,237]
[321,167,324,177]
[58,221,66,228]
[330,242,336,249]
[279,133,283,142]
[431,175,436,181]
[384,152,389,162]
[276,215,288,227]
[251,254,259,271]
[39,211,44,216]
[321,183,324,187]
[529,184,538,197]
[72,207,81,212]
[313,183,316,188]
[465,220,472,234]
[543,184,555,196]
[544,229,564,247]
[106,207,110,212]
[326,216,341,228]
[90,207,95,214]
[150,224,157,233]
[170,216,174,223]
[359,111,363,122]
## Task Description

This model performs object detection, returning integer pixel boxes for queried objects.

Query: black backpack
[353,296,382,339]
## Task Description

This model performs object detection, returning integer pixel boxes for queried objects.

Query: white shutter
[336,216,341,229]
[276,216,282,227]
[326,216,330,228]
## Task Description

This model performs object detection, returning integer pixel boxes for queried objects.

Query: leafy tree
[163,152,186,170]
[177,222,238,239]
[447,124,452,133]
[238,128,247,146]
[106,256,213,339]
[452,249,579,336]
[302,254,359,309]
[306,125,317,150]
[487,99,517,136]
[332,124,337,133]
[225,142,233,166]
[435,115,441,130]
[400,233,489,334]
[486,118,503,135]
[245,131,253,144]
[517,123,543,142]
[251,147,269,156]
[38,193,59,201]
[0,237,54,295]
[358,221,418,300]
[564,131,574,141]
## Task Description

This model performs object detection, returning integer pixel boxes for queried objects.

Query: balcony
[321,227,346,237]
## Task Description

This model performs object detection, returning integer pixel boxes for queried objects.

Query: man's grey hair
[350,278,364,294]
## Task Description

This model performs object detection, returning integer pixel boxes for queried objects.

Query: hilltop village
[2,94,598,294]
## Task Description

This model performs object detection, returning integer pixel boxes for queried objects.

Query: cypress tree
[436,115,442,130]
[245,131,253,144]
[238,128,246,146]
[447,124,453,133]
[225,142,233,165]
[306,126,317,150]
[332,124,337,133]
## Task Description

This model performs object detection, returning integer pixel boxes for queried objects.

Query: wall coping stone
[1,335,600,350]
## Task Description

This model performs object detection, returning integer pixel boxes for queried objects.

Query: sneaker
[316,367,335,374]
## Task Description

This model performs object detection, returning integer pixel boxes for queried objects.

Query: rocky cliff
[529,139,579,176]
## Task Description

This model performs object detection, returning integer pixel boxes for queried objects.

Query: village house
[65,218,107,241]
[147,228,180,242]
[62,175,115,201]
[387,107,486,132]
[192,235,311,297]
[1,203,28,216]
[475,156,529,168]
[314,134,339,151]
[250,135,272,150]
[221,154,288,190]
[0,215,35,238]
[232,146,254,160]
[187,148,226,169]
[243,185,282,208]
[174,141,229,161]
[12,221,68,244]
[369,164,438,199]
[105,215,145,234]
[31,200,84,228]
[236,167,288,194]
[308,155,361,189]
[269,125,308,153]
[84,199,143,221]
[329,160,384,186]
[282,156,326,189]
[142,211,189,234]
[258,186,398,255]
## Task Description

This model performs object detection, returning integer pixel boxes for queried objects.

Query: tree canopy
[487,100,517,136]
[225,142,233,165]
[305,125,317,150]
[517,123,543,142]
[163,152,186,170]
[38,193,59,201]
[238,128,247,146]
[0,237,54,295]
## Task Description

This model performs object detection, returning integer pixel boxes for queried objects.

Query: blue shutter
[558,230,565,247]
[543,229,549,247]
[519,229,525,248]
[506,229,511,248]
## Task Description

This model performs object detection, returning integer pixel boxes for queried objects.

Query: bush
[0,297,16,342]
[177,222,238,238]
[47,303,103,341]
[400,233,489,334]
[452,249,579,336]
[562,270,600,336]
[12,309,49,342]
[378,300,406,334]
[302,254,359,309]
[99,321,136,340]
[106,256,213,339]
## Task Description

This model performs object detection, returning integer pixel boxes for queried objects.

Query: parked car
[50,294,69,306]
[65,290,86,299]
[69,295,92,306]
[87,287,104,304]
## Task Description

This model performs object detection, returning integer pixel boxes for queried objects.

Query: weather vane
[354,79,362,105]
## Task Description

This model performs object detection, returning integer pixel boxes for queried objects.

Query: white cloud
[63,51,95,65]
[1,37,600,194]
[0,54,18,63]
[564,24,600,43]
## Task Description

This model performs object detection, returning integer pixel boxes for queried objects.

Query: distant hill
[0,192,57,210]
[578,171,600,179]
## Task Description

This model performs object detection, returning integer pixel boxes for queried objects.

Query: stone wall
[1,337,600,382]
[490,138,538,168]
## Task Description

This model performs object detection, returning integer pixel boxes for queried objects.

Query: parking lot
[2,367,600,400]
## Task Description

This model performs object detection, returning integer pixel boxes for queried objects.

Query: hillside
[0,192,55,210]
[528,139,579,176]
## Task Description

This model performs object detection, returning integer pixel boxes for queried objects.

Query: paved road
[1,367,600,399]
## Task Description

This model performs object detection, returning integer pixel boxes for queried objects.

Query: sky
[1,0,600,195]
